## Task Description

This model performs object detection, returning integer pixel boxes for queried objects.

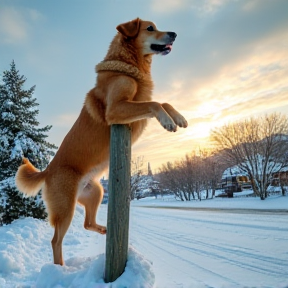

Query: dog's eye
[147,26,154,32]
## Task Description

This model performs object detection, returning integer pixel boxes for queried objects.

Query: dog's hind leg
[46,171,79,265]
[78,180,106,234]
[51,210,75,265]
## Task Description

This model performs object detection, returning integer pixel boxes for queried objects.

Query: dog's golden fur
[15,18,187,265]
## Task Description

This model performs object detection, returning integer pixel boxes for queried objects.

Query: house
[270,166,288,186]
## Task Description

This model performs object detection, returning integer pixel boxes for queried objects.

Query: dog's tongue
[162,44,173,56]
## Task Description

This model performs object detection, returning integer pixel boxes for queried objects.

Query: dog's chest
[133,78,153,102]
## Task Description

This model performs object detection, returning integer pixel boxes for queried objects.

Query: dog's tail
[15,158,46,197]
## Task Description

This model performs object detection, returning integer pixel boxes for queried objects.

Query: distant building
[271,166,288,186]
[221,166,252,197]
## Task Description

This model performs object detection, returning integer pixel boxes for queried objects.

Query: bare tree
[211,113,288,200]
[159,161,189,201]
[158,150,223,201]
[200,150,225,199]
[184,153,203,201]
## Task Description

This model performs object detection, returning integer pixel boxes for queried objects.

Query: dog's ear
[116,18,140,39]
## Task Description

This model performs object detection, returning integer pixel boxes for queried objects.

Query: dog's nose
[167,32,177,40]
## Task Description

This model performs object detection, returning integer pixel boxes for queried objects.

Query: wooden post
[104,124,131,283]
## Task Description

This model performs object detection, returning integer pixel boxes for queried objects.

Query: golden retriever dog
[15,18,188,265]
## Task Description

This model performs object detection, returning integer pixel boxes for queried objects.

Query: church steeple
[148,162,153,176]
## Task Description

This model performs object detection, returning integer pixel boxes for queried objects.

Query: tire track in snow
[130,210,240,285]
[148,228,286,277]
[138,206,288,232]
[131,219,234,287]
[130,206,288,287]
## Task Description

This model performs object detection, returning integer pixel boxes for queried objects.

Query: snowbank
[0,209,155,288]
[35,247,154,288]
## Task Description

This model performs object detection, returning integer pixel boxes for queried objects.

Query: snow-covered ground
[0,194,287,288]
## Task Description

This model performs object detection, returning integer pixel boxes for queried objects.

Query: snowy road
[129,205,288,288]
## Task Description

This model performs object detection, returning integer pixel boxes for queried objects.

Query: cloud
[27,8,44,22]
[0,6,44,44]
[242,0,264,12]
[154,0,288,88]
[150,0,189,14]
[52,114,78,128]
[195,31,288,118]
[162,26,288,118]
[150,0,230,16]
[0,7,28,44]
[190,0,230,16]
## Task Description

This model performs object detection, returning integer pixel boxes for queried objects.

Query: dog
[15,18,188,265]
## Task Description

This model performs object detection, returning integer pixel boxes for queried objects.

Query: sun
[183,121,212,140]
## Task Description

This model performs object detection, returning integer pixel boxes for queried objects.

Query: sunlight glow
[184,122,212,140]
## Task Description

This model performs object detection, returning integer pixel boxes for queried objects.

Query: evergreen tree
[0,60,57,225]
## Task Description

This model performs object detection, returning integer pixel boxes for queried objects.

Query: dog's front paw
[159,117,177,132]
[174,114,188,128]
[154,105,177,132]
[163,122,177,132]
[161,103,188,129]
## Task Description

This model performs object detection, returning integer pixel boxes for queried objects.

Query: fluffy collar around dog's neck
[95,60,146,80]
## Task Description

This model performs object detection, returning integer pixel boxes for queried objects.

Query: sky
[0,0,288,172]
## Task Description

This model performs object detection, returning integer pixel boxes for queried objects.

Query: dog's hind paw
[85,223,107,234]
[97,225,107,235]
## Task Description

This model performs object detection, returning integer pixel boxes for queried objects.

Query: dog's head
[116,18,177,56]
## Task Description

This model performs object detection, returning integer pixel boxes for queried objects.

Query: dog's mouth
[150,43,173,56]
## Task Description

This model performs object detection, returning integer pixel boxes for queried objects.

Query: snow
[1,112,16,122]
[0,194,287,288]
[222,154,288,177]
[133,191,288,210]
